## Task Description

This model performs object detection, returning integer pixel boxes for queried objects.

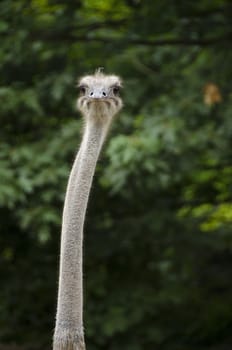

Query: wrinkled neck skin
[53,107,113,350]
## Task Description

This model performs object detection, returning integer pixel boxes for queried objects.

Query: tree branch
[74,19,127,31]
[31,29,232,47]
[69,34,232,47]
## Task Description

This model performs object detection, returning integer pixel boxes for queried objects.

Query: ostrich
[53,70,123,350]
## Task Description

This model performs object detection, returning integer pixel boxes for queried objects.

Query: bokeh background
[1,0,232,349]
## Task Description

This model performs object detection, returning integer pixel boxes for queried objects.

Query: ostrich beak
[89,90,107,99]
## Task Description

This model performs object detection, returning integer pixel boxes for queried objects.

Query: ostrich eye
[112,86,120,95]
[79,85,87,95]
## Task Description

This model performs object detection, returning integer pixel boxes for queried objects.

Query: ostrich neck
[53,117,110,350]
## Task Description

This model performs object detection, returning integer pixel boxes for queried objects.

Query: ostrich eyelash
[78,85,87,94]
[112,85,121,95]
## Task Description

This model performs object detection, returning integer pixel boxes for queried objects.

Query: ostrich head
[77,69,123,120]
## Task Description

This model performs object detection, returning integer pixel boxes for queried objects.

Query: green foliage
[1,0,232,349]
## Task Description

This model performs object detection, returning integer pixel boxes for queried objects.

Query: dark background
[1,0,232,349]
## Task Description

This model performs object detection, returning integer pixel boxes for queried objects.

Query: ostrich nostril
[89,91,107,98]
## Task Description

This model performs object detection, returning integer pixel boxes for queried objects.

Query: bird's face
[77,72,123,120]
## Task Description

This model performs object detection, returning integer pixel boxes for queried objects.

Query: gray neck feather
[53,117,111,350]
